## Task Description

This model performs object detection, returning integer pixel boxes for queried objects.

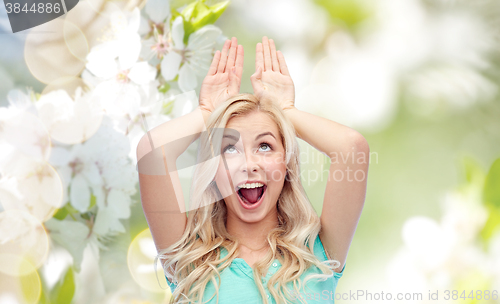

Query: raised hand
[250,36,295,112]
[199,37,244,114]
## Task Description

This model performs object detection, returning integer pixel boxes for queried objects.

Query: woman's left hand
[250,36,295,112]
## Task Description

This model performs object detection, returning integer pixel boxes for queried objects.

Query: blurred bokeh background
[1,0,500,303]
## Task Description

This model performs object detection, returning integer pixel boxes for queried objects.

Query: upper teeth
[238,182,264,189]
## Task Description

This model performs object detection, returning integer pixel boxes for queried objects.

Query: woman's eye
[259,143,272,152]
[223,145,237,154]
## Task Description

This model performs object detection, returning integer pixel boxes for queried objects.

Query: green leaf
[454,268,491,304]
[39,270,52,304]
[64,202,80,215]
[161,100,175,115]
[80,212,91,220]
[159,83,171,93]
[480,205,500,245]
[313,0,371,31]
[483,158,500,208]
[181,0,229,42]
[88,193,97,210]
[198,0,229,26]
[20,268,41,304]
[170,0,193,10]
[50,267,75,304]
[462,156,486,186]
[53,207,68,220]
[181,1,197,20]
[170,8,183,21]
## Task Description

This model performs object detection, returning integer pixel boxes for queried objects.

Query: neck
[226,208,279,252]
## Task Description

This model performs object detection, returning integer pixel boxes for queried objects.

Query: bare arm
[136,107,210,252]
[285,108,369,273]
[252,36,369,273]
[136,37,244,267]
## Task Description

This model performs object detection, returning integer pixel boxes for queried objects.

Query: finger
[277,50,290,76]
[250,66,262,82]
[255,42,264,72]
[262,36,272,71]
[208,50,221,76]
[234,45,244,80]
[269,39,280,72]
[217,40,231,73]
[225,37,238,73]
[250,66,262,92]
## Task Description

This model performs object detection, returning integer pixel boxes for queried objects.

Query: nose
[241,152,260,173]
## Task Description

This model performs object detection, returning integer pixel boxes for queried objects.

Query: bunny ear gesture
[199,37,244,114]
[255,37,288,74]
[251,37,295,112]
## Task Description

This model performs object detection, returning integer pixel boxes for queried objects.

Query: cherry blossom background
[1,0,500,303]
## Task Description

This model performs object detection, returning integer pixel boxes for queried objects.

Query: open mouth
[236,182,267,205]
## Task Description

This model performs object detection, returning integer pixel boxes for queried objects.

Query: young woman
[136,37,369,304]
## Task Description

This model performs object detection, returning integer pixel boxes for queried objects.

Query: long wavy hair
[155,93,341,304]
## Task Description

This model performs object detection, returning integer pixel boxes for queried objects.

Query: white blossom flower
[49,116,137,236]
[387,186,493,294]
[0,93,65,222]
[44,218,92,272]
[84,7,158,119]
[158,16,222,92]
[36,88,104,145]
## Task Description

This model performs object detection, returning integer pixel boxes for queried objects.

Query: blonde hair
[155,93,341,304]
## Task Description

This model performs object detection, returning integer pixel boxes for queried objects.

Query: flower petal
[161,52,182,81]
[129,62,157,85]
[86,42,120,78]
[145,0,170,24]
[171,16,185,49]
[44,218,89,272]
[49,147,72,167]
[70,173,90,212]
[127,8,141,34]
[107,189,131,219]
[187,25,222,51]
[118,33,141,70]
[93,81,141,117]
[82,162,102,186]
[93,207,125,235]
[178,63,197,92]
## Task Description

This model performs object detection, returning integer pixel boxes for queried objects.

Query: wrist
[282,104,297,114]
[196,106,212,125]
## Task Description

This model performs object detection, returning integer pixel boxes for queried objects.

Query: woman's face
[214,110,287,223]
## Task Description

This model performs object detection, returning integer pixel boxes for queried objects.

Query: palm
[251,37,295,111]
[199,38,244,113]
[254,71,294,110]
[200,73,232,108]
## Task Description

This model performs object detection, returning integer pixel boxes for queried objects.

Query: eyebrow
[222,132,276,141]
[222,134,239,141]
[256,132,276,140]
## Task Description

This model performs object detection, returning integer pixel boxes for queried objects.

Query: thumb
[253,66,262,79]
[250,66,262,84]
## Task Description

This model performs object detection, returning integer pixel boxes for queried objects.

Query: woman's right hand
[199,37,244,114]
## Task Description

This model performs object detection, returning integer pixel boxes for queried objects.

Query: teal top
[166,234,345,303]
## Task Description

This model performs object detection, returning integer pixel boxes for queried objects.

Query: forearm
[136,106,211,162]
[284,107,368,157]
[136,106,211,216]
